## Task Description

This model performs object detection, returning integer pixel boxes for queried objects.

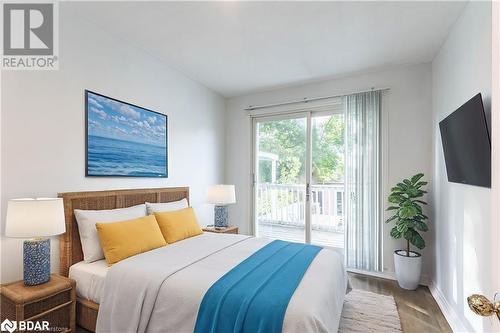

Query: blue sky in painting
[87,92,166,148]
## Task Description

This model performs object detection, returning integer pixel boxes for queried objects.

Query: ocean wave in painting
[87,135,167,177]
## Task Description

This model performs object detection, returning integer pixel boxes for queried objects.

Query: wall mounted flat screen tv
[439,93,490,188]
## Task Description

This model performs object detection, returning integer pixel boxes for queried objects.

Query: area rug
[338,289,403,333]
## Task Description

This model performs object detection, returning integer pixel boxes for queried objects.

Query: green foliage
[386,173,429,254]
[312,116,344,183]
[259,119,306,184]
[258,116,344,184]
[278,156,301,184]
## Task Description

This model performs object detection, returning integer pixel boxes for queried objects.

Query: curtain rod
[244,87,390,111]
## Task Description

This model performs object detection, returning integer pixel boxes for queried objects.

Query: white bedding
[96,233,349,333]
[69,260,109,303]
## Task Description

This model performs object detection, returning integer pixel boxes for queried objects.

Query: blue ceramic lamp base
[214,205,229,228]
[23,238,50,286]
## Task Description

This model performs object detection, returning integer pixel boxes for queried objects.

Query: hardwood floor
[349,272,452,333]
[77,273,452,333]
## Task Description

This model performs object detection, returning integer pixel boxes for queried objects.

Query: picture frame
[85,90,168,177]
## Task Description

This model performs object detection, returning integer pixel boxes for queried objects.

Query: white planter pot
[393,250,422,290]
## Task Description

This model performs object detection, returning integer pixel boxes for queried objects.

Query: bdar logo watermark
[0,319,16,333]
[1,319,49,332]
[2,2,59,70]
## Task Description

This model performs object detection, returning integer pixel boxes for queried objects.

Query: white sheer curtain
[344,91,381,271]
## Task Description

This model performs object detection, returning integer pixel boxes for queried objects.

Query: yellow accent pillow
[96,215,167,265]
[154,207,203,243]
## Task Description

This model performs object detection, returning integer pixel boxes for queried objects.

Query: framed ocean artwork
[85,90,168,177]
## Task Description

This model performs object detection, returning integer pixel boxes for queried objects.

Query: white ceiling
[69,1,466,97]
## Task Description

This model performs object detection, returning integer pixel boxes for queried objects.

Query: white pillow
[145,198,188,214]
[74,204,147,263]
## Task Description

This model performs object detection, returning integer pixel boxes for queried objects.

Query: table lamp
[6,198,66,286]
[207,185,236,228]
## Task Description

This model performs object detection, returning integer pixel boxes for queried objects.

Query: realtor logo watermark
[2,2,59,70]
[1,319,49,332]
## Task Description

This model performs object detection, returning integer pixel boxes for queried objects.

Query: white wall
[225,63,433,276]
[0,4,226,283]
[431,2,496,332]
[491,0,500,308]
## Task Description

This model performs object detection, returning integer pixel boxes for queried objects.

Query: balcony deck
[256,183,345,248]
[258,222,344,248]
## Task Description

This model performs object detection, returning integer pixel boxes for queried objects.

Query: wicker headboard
[58,187,189,276]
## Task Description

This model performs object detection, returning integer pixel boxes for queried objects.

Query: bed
[59,187,349,333]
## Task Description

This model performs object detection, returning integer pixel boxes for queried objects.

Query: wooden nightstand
[0,274,76,332]
[203,225,239,234]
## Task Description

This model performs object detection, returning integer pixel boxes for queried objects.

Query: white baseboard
[348,268,397,281]
[428,281,468,333]
[348,268,431,286]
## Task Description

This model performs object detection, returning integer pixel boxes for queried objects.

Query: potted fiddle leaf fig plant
[386,173,429,290]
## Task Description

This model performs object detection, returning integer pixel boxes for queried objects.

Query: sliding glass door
[254,115,308,243]
[310,113,345,248]
[253,91,381,272]
[253,111,346,249]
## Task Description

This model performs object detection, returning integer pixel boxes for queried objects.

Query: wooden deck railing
[256,183,344,232]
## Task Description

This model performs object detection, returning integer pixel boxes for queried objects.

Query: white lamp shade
[207,185,236,205]
[6,198,66,238]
